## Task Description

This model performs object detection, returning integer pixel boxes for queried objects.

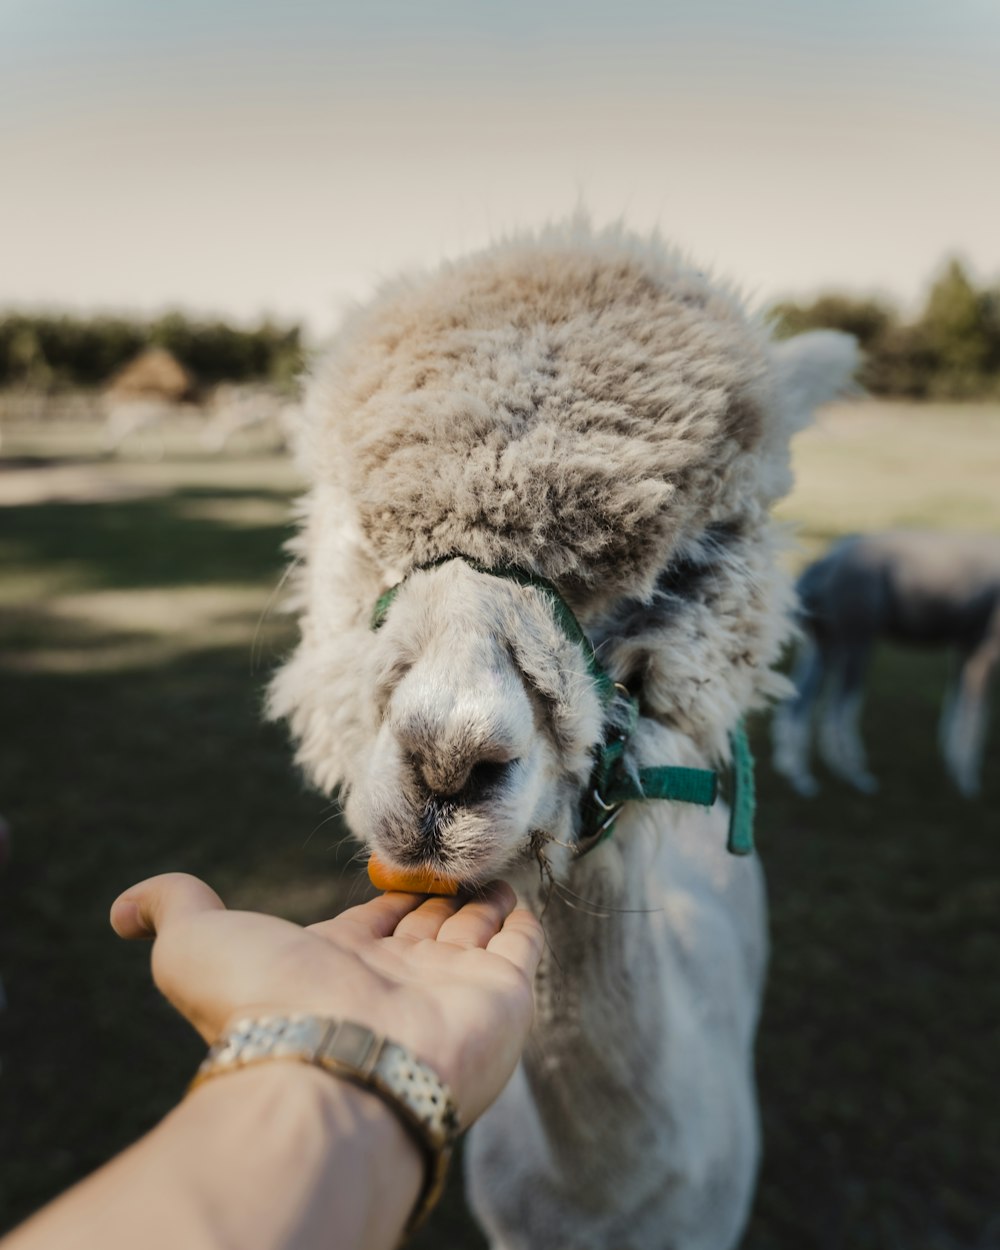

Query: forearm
[4,1063,422,1250]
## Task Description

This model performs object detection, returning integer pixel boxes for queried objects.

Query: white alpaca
[772,530,1000,799]
[200,383,292,453]
[270,221,856,1249]
[102,397,175,456]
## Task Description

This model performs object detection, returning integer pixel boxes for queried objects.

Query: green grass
[1,407,999,1248]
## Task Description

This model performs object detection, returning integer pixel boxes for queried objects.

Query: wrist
[191,1013,458,1238]
[177,1061,423,1250]
[5,1061,423,1250]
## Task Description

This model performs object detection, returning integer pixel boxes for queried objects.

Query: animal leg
[818,643,878,793]
[938,668,958,763]
[942,634,999,798]
[772,638,825,796]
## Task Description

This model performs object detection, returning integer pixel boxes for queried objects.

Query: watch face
[322,1020,380,1071]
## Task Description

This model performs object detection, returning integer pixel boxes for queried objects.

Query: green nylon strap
[605,765,719,808]
[589,722,754,853]
[370,585,402,632]
[589,696,639,800]
[725,721,756,856]
[369,555,755,857]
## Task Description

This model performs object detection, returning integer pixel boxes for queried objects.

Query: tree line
[2,258,998,399]
[0,311,303,392]
[769,258,1000,400]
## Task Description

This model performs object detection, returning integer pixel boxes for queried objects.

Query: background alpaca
[772,530,1000,798]
[270,221,857,1249]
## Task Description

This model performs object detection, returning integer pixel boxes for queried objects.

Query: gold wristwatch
[189,1014,459,1241]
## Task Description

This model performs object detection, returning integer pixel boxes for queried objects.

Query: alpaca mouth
[418,794,458,845]
[376,793,534,882]
[391,844,461,873]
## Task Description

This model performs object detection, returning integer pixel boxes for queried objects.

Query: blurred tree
[150,313,303,388]
[770,264,1000,400]
[769,293,896,350]
[866,321,937,398]
[917,258,995,397]
[982,285,1000,382]
[769,294,898,393]
[0,312,303,392]
[2,322,54,389]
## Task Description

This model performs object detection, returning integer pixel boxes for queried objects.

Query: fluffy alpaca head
[270,221,856,885]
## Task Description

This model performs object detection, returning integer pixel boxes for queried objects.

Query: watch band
[189,1014,459,1240]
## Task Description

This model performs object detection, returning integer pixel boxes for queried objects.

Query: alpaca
[772,530,1000,799]
[200,383,292,453]
[102,397,175,456]
[269,221,857,1250]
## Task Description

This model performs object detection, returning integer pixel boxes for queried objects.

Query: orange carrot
[367,853,460,896]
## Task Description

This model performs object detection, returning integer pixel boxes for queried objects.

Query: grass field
[1,402,999,1249]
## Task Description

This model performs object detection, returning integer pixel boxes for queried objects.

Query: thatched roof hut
[104,348,196,403]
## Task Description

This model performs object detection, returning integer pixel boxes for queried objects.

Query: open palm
[111,873,543,1124]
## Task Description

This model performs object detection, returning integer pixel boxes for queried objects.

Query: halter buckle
[572,787,623,857]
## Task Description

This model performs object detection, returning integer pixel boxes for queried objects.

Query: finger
[308,890,427,942]
[486,909,545,977]
[391,894,464,941]
[110,872,226,941]
[435,880,517,949]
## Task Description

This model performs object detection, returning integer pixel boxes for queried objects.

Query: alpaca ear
[770,330,859,432]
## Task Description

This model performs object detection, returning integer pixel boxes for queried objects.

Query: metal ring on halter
[573,800,623,858]
[592,789,623,831]
[596,805,622,835]
[592,788,617,813]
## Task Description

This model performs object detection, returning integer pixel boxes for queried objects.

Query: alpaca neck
[472,800,765,1247]
[518,829,673,1201]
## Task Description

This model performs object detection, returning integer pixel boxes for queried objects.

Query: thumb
[111,872,226,940]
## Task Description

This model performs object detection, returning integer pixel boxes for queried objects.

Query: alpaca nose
[388,656,529,804]
[405,740,515,800]
[387,695,520,800]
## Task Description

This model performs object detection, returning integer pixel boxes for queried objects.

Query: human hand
[110,874,543,1124]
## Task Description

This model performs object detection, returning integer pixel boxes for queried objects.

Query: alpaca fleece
[305,226,772,606]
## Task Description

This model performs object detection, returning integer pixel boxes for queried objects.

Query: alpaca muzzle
[371,556,756,858]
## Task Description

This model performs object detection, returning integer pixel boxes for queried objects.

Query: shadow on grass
[0,633,489,1245]
[745,649,1000,1250]
[0,488,296,596]
[0,454,106,470]
[0,644,362,1226]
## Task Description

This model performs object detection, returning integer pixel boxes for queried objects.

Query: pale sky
[2,0,999,337]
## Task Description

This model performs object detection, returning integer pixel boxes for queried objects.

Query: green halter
[371,557,755,858]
